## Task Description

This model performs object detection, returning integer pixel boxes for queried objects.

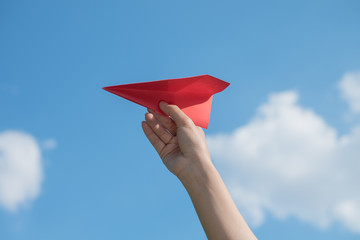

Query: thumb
[159,101,194,127]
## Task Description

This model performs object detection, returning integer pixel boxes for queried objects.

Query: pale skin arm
[141,101,257,240]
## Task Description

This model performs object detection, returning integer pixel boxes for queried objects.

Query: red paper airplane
[103,75,230,128]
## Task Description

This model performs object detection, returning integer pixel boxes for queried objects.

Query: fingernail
[159,101,168,108]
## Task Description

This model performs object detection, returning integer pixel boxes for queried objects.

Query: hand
[142,102,257,240]
[141,101,212,178]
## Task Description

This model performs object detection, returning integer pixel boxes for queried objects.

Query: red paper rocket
[103,75,229,129]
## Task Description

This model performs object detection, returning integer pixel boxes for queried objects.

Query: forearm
[178,158,257,240]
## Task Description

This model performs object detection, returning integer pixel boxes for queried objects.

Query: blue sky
[1,0,360,239]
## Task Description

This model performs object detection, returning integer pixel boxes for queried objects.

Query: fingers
[159,101,194,128]
[141,121,165,156]
[147,108,177,136]
[145,112,174,144]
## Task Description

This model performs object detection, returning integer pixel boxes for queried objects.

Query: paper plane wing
[103,75,230,129]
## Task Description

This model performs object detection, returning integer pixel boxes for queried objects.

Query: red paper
[103,75,229,129]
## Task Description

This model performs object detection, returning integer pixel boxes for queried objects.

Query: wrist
[177,157,218,190]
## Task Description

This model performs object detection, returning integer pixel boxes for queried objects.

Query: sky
[1,0,360,239]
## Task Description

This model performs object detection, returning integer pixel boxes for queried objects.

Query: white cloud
[207,90,360,233]
[0,131,43,212]
[339,72,360,113]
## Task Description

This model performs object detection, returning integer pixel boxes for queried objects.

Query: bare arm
[142,101,257,240]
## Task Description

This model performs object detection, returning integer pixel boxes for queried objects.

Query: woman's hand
[142,101,257,240]
[141,101,212,179]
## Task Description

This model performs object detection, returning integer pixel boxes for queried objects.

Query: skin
[142,101,257,240]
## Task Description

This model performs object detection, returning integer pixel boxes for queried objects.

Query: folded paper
[103,75,229,128]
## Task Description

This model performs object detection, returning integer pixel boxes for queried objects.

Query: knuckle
[183,118,194,127]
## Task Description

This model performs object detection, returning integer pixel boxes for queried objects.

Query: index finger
[147,108,177,136]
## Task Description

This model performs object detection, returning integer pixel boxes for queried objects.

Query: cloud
[207,90,360,233]
[0,131,43,212]
[339,72,360,113]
